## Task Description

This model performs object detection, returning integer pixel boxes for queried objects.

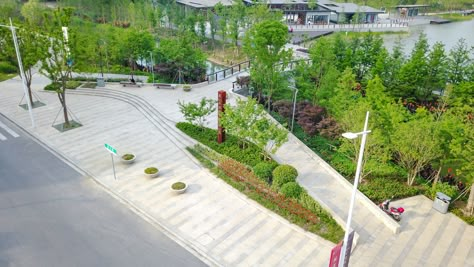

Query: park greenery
[0,0,473,222]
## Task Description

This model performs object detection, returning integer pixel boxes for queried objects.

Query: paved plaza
[0,74,473,266]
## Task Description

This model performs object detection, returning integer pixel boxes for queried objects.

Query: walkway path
[1,74,473,266]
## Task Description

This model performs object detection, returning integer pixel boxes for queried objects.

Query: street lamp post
[149,51,154,84]
[0,19,35,128]
[291,86,298,133]
[339,111,371,267]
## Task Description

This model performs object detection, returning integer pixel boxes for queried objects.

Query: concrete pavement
[1,74,473,266]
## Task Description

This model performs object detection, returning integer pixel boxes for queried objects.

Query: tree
[392,110,442,186]
[396,33,430,100]
[220,98,288,159]
[39,8,77,128]
[157,32,206,83]
[243,19,292,111]
[177,97,217,128]
[120,29,154,73]
[447,38,473,84]
[422,42,448,100]
[214,2,228,52]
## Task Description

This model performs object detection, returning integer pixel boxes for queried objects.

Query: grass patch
[438,13,474,22]
[0,73,16,82]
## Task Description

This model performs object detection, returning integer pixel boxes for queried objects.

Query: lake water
[382,18,474,54]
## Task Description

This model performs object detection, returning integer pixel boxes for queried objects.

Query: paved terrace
[0,74,472,266]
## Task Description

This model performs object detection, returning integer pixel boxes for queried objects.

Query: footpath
[0,74,472,266]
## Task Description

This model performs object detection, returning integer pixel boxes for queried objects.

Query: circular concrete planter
[144,167,159,178]
[171,182,187,194]
[121,153,136,164]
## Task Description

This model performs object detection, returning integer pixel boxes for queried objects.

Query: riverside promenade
[1,74,473,266]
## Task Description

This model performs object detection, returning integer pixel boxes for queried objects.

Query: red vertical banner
[329,241,343,267]
[217,90,226,143]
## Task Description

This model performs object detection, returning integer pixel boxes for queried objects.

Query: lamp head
[342,132,358,139]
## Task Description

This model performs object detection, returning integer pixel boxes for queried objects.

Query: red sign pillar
[217,90,226,143]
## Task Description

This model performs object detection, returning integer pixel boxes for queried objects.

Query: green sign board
[104,143,117,155]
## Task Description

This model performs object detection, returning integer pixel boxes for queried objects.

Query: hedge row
[176,122,271,167]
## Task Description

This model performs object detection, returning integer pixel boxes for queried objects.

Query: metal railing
[206,60,250,84]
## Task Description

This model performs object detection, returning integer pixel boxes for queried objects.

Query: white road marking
[0,132,6,141]
[0,121,19,138]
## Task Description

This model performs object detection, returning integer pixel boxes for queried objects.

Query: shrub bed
[44,82,61,91]
[186,145,344,242]
[359,177,427,203]
[253,162,278,184]
[0,62,17,73]
[219,158,318,224]
[177,122,271,167]
[272,164,298,189]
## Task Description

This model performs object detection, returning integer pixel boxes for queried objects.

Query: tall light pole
[0,19,35,128]
[149,51,154,84]
[339,111,371,267]
[291,86,298,133]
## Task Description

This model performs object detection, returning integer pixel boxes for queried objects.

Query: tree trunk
[25,68,34,107]
[466,183,474,216]
[432,167,441,189]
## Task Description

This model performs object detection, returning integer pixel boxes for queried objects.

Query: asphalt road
[0,116,207,267]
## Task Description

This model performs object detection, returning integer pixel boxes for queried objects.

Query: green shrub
[280,182,303,199]
[0,62,17,73]
[71,76,96,82]
[66,80,81,89]
[44,82,61,91]
[359,177,426,203]
[82,82,96,88]
[330,152,355,177]
[427,182,459,200]
[144,167,158,174]
[451,209,474,225]
[176,122,271,167]
[253,162,278,184]
[272,164,298,189]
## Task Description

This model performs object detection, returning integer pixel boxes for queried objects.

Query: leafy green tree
[120,29,154,73]
[178,97,217,128]
[215,2,228,51]
[447,38,473,84]
[220,97,288,159]
[391,110,442,186]
[326,68,359,120]
[423,42,448,100]
[228,0,246,50]
[243,19,292,111]
[396,33,430,100]
[157,32,206,83]
[309,37,336,91]
[208,9,218,47]
[39,8,77,128]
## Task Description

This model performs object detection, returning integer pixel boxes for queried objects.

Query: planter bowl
[171,182,188,194]
[144,167,159,178]
[121,153,136,164]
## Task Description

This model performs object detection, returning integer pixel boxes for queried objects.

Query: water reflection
[382,18,474,54]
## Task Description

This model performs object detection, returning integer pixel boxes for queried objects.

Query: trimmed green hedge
[359,177,427,203]
[44,82,61,91]
[0,62,17,73]
[253,162,278,184]
[280,182,303,199]
[272,164,298,189]
[176,122,272,167]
